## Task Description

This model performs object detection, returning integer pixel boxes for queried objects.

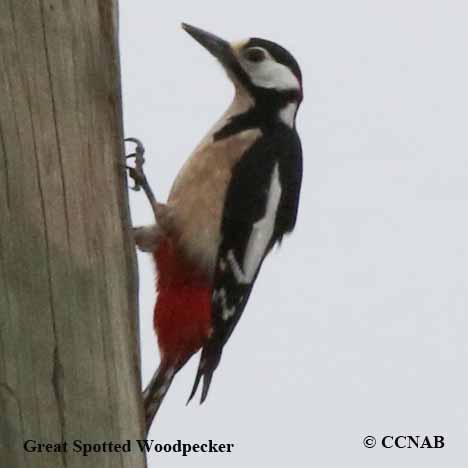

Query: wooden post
[0,1,146,467]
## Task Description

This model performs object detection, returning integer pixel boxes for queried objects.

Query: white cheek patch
[242,59,300,91]
[227,163,282,285]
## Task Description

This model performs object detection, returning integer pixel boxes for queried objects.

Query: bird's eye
[244,48,266,63]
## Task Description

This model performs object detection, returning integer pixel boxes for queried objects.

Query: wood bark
[0,1,146,467]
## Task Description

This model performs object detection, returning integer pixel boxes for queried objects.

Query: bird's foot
[124,137,164,225]
[132,225,161,252]
[125,137,147,192]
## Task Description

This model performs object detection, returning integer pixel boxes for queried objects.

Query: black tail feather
[186,346,222,405]
[143,365,175,433]
[186,367,203,405]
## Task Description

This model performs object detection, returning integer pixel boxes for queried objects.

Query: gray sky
[120,1,468,466]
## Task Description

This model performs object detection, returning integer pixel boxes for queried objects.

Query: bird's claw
[124,137,160,222]
[125,137,147,192]
[126,166,143,191]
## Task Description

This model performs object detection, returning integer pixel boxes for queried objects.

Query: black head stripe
[244,38,302,85]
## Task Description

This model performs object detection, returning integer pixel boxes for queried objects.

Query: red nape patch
[152,239,211,366]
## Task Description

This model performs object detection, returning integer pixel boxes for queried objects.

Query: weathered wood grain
[0,1,146,466]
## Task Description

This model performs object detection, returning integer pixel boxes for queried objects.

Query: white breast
[165,118,261,277]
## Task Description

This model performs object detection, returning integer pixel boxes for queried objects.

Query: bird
[126,23,303,433]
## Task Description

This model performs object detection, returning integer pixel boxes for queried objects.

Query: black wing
[188,128,303,403]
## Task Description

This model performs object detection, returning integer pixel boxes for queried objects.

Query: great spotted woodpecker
[127,23,303,432]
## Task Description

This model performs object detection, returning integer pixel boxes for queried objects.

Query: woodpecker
[127,23,303,432]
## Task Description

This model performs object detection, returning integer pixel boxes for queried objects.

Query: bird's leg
[125,138,162,219]
[125,137,165,252]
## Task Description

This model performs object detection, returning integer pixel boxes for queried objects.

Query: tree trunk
[0,1,146,467]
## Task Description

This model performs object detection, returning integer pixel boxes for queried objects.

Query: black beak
[182,23,232,66]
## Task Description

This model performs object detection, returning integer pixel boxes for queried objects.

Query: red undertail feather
[143,239,211,431]
[153,238,211,368]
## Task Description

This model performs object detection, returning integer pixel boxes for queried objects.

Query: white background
[120,1,468,466]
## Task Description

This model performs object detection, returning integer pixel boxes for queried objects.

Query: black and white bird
[128,23,303,432]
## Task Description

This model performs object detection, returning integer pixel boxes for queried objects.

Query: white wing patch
[279,102,298,128]
[227,163,283,285]
[213,288,236,321]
